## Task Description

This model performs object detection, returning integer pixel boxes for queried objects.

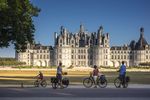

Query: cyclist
[56,62,63,88]
[92,65,99,88]
[36,71,44,82]
[118,61,126,88]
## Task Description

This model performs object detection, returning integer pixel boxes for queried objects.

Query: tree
[0,0,40,52]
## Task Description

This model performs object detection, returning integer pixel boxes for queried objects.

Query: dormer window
[60,39,62,43]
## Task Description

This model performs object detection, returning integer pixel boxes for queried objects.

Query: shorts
[57,74,62,81]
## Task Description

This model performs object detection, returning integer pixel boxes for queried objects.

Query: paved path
[0,83,150,88]
[0,84,150,100]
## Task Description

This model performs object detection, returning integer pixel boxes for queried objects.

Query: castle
[16,25,150,67]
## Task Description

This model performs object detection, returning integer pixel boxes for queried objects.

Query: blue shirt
[119,64,126,75]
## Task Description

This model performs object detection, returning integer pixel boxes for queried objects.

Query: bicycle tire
[98,79,107,88]
[62,78,69,88]
[34,80,39,87]
[41,80,47,87]
[83,78,93,88]
[114,77,121,88]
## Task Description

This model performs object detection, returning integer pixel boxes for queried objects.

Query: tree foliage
[0,0,40,52]
[0,57,26,66]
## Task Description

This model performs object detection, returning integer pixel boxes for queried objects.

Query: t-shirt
[119,64,126,75]
[57,66,62,74]
[38,73,43,79]
[93,69,99,76]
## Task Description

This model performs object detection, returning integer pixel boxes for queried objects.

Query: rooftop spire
[80,23,84,33]
[140,27,144,38]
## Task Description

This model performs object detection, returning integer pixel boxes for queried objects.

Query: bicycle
[51,72,69,89]
[34,79,47,87]
[83,74,107,88]
[114,75,130,88]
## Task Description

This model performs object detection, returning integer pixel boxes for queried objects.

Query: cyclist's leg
[119,75,123,87]
[57,74,63,88]
[122,74,126,88]
[93,76,97,88]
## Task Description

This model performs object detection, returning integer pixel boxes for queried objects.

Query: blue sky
[0,0,150,57]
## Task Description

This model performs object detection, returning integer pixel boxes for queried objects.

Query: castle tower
[97,26,103,45]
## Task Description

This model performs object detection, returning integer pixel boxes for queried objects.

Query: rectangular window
[78,55,80,59]
[59,55,61,59]
[78,50,80,53]
[124,55,126,59]
[146,55,148,59]
[130,55,132,59]
[118,55,120,59]
[72,50,74,53]
[111,55,114,59]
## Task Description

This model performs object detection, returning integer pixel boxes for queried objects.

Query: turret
[79,24,84,33]
[54,32,58,45]
[97,26,103,45]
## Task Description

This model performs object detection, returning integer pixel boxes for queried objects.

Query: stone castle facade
[16,25,150,67]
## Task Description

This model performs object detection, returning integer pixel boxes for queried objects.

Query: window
[81,55,83,59]
[105,55,108,59]
[72,40,74,44]
[84,55,86,59]
[124,55,126,59]
[60,39,62,43]
[118,55,120,59]
[111,55,114,59]
[106,49,108,53]
[78,50,80,53]
[59,55,61,59]
[71,55,74,59]
[84,49,86,53]
[78,55,80,59]
[81,50,83,53]
[43,55,45,59]
[72,50,74,53]
[121,55,123,59]
[40,55,42,59]
[146,55,148,59]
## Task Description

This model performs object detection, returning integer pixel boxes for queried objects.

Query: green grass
[0,72,150,85]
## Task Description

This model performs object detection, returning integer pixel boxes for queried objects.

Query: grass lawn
[0,70,150,85]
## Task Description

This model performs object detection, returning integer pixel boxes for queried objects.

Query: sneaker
[118,85,121,88]
[94,86,97,88]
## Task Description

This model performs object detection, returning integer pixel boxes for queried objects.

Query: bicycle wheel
[62,78,69,88]
[41,80,47,87]
[114,77,121,88]
[83,78,93,88]
[98,79,107,88]
[34,80,39,87]
[52,82,58,89]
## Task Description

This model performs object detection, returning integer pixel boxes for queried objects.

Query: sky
[0,0,150,57]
